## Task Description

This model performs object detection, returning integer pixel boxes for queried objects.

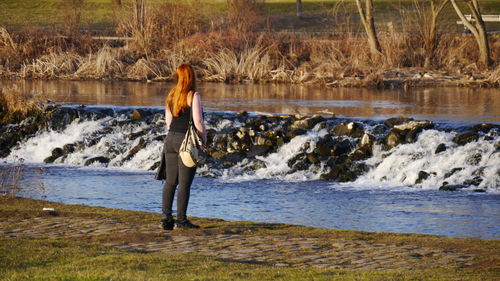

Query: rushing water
[2,80,500,239]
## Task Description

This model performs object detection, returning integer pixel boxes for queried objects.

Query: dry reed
[74,46,124,79]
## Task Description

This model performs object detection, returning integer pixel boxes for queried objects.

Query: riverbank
[1,197,499,280]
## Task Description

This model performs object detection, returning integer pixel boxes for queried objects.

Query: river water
[2,80,500,239]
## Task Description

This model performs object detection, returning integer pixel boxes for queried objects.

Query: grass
[0,197,499,280]
[1,0,499,33]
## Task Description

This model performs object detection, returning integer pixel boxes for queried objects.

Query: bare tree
[418,0,450,68]
[296,0,303,18]
[450,0,491,66]
[354,0,382,56]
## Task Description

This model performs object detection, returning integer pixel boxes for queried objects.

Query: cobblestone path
[0,216,476,270]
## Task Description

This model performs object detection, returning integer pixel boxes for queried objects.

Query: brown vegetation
[0,2,499,87]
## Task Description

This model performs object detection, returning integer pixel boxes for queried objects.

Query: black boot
[160,215,175,230]
[174,219,200,229]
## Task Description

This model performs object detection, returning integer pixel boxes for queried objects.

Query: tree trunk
[450,0,491,67]
[296,0,303,18]
[354,0,382,56]
[423,0,449,68]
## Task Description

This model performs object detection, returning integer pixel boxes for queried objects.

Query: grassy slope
[0,197,499,280]
[1,0,499,32]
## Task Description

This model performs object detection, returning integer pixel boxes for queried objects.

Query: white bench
[457,14,500,25]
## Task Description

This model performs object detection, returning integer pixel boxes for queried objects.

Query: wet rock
[240,159,267,173]
[371,124,388,135]
[287,152,310,171]
[149,161,160,171]
[48,108,79,130]
[84,156,110,166]
[495,142,500,151]
[385,129,404,149]
[43,147,64,163]
[209,150,226,159]
[289,115,324,131]
[349,146,372,161]
[124,138,146,161]
[131,109,145,120]
[331,122,364,138]
[306,153,320,164]
[332,139,353,156]
[62,143,76,154]
[286,128,307,139]
[246,145,272,158]
[384,117,413,128]
[314,136,334,157]
[465,153,482,166]
[439,184,468,191]
[222,153,246,167]
[472,123,500,133]
[444,167,463,179]
[129,130,148,140]
[435,143,447,154]
[453,131,478,146]
[463,176,483,186]
[405,127,423,143]
[254,134,273,146]
[236,110,248,116]
[393,120,433,131]
[320,162,366,182]
[415,171,430,184]
[473,189,486,192]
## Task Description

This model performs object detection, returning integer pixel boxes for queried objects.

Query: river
[1,80,499,239]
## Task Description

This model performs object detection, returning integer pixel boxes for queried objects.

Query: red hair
[166,63,197,117]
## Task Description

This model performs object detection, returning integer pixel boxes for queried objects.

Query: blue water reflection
[19,164,500,239]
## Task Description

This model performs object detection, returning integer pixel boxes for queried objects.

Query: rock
[306,153,320,164]
[236,110,248,116]
[371,124,388,135]
[453,131,478,146]
[43,147,64,163]
[384,117,413,128]
[332,139,353,156]
[349,146,372,161]
[129,129,148,140]
[463,176,483,186]
[287,152,310,171]
[415,171,430,184]
[242,159,267,172]
[439,184,468,191]
[393,120,433,131]
[465,153,482,166]
[289,115,325,131]
[385,129,404,149]
[131,109,145,120]
[63,143,76,154]
[149,161,160,171]
[331,122,364,138]
[84,156,110,166]
[473,189,486,192]
[444,167,463,179]
[209,150,226,159]
[405,127,423,143]
[246,145,271,158]
[124,138,146,161]
[222,153,246,167]
[472,123,500,133]
[359,133,375,148]
[320,163,364,182]
[435,143,447,154]
[254,134,273,146]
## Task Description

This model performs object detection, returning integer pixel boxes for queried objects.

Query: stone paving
[0,216,476,270]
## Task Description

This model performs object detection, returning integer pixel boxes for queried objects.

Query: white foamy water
[355,130,500,191]
[4,107,499,193]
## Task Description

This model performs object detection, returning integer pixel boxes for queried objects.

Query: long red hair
[166,63,197,117]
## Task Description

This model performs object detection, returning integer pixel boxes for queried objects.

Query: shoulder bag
[179,107,207,167]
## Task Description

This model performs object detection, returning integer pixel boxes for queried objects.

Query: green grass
[2,238,498,281]
[1,0,499,33]
[1,197,499,280]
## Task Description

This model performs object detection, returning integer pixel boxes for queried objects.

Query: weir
[1,105,499,192]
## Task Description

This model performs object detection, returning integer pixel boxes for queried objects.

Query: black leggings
[162,131,197,222]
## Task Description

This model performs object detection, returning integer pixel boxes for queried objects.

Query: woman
[161,63,206,230]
